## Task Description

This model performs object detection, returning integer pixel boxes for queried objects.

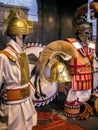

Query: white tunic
[0,39,37,130]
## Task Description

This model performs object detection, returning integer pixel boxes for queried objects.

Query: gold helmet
[46,62,72,82]
[4,9,33,36]
[7,14,32,35]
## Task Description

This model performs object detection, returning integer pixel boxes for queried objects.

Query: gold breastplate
[16,53,30,84]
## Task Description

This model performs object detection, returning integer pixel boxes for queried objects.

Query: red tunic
[65,38,95,91]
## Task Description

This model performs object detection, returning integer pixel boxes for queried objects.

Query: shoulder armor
[88,40,95,49]
[0,50,16,62]
[65,38,78,43]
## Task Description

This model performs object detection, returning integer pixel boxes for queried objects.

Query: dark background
[37,0,88,44]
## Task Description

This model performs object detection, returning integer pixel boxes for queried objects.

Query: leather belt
[4,85,30,102]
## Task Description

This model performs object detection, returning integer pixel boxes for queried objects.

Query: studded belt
[4,85,30,103]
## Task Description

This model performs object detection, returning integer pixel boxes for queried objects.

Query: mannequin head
[6,12,33,47]
[76,22,92,43]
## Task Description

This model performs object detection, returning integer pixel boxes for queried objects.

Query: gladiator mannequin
[64,3,97,119]
[0,12,37,130]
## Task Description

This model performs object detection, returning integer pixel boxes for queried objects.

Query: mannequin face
[79,28,91,41]
[16,35,24,48]
[78,23,92,44]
